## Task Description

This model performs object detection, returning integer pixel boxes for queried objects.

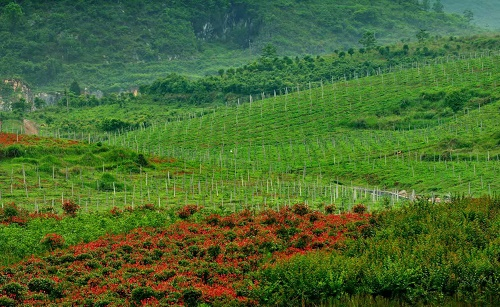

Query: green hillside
[2,44,498,212]
[0,0,480,92]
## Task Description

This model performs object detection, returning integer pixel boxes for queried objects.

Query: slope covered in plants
[0,205,371,306]
[0,0,479,91]
[0,197,498,306]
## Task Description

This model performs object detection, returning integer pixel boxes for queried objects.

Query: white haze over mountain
[442,0,500,30]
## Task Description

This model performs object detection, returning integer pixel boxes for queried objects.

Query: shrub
[182,288,202,307]
[292,203,310,216]
[0,203,28,225]
[0,296,16,307]
[62,200,79,216]
[352,204,367,214]
[207,245,221,260]
[324,204,336,214]
[40,233,65,251]
[154,270,176,282]
[139,203,155,211]
[205,214,220,226]
[177,205,199,219]
[27,278,56,294]
[109,207,123,217]
[131,286,156,304]
[1,203,20,219]
[136,153,149,167]
[2,282,26,300]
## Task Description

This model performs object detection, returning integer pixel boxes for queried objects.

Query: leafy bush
[324,204,336,214]
[177,205,200,219]
[182,288,202,307]
[27,278,56,294]
[291,203,310,216]
[444,89,470,112]
[62,200,80,216]
[40,233,65,251]
[352,204,367,214]
[1,283,26,300]
[131,286,156,304]
[0,296,16,307]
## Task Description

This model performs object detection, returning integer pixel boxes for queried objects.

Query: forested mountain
[442,0,500,30]
[0,0,480,91]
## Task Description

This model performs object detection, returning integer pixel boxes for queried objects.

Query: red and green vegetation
[1,197,498,306]
[0,204,371,306]
[1,27,500,306]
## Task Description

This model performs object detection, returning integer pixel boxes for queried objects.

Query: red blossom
[3,206,371,306]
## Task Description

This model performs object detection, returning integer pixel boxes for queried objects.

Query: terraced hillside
[3,52,499,212]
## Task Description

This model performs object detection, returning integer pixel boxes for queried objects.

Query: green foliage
[255,197,500,305]
[99,118,137,132]
[1,282,26,300]
[433,0,444,13]
[2,2,23,30]
[359,31,377,49]
[416,29,430,43]
[131,286,156,304]
[0,296,16,307]
[69,80,81,96]
[40,233,65,251]
[61,200,79,217]
[182,288,202,307]
[0,207,177,266]
[27,278,56,295]
[97,173,123,192]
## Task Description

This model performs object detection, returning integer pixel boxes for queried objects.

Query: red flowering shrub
[324,204,336,214]
[62,200,80,217]
[40,233,65,251]
[177,205,200,219]
[2,207,370,306]
[140,203,155,211]
[352,204,367,214]
[0,203,28,226]
[109,206,123,217]
[292,203,310,216]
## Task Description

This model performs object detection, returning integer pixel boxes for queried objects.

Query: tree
[402,44,409,55]
[261,43,277,59]
[11,98,29,114]
[347,48,355,57]
[463,9,473,23]
[432,0,444,13]
[34,97,45,109]
[359,31,376,49]
[3,2,24,30]
[416,29,430,43]
[69,80,81,96]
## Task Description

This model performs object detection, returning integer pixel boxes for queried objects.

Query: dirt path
[23,119,39,135]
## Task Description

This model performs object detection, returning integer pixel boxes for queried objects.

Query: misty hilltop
[0,0,481,90]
